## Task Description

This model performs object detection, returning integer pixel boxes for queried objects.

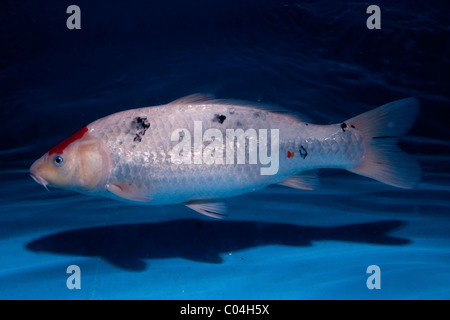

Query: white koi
[30,94,420,218]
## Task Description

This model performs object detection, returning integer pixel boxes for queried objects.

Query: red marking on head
[287,151,294,158]
[48,126,89,155]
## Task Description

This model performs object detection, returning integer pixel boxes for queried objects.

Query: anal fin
[185,199,228,219]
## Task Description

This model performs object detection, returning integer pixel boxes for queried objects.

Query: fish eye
[53,155,65,167]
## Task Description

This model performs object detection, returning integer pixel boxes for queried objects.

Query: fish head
[30,127,111,193]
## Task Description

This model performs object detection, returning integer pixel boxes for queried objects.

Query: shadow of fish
[27,219,410,271]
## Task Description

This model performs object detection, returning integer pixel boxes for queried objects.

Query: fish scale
[89,100,362,203]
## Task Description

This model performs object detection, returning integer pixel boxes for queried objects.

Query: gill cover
[30,127,111,193]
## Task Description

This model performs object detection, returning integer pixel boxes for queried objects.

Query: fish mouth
[30,173,49,191]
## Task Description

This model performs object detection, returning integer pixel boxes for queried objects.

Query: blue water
[1,0,449,299]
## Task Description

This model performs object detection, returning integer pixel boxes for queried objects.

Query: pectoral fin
[277,171,319,190]
[106,183,153,202]
[185,199,228,219]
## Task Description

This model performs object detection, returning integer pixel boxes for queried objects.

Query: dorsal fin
[167,93,216,105]
[166,94,312,123]
[205,99,312,123]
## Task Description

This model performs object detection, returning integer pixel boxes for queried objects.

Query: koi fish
[30,94,420,218]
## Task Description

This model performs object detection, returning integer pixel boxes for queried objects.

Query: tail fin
[347,98,421,189]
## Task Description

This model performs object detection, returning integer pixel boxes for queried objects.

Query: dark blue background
[0,0,449,299]
[1,0,449,157]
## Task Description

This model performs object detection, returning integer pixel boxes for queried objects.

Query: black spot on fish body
[214,114,227,124]
[132,117,150,143]
[133,134,142,142]
[299,145,308,159]
[136,117,150,130]
[351,125,355,128]
[341,122,347,132]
